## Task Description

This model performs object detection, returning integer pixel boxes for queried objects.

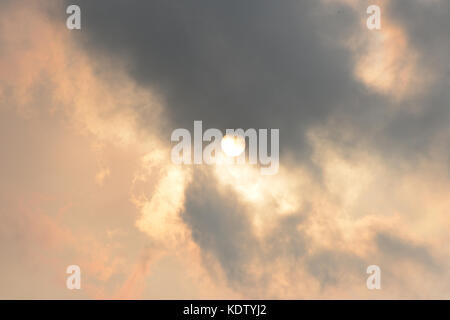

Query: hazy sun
[221,134,246,157]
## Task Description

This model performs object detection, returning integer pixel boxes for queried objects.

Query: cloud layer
[0,0,449,299]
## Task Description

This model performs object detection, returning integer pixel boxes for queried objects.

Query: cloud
[0,0,193,298]
[1,0,449,299]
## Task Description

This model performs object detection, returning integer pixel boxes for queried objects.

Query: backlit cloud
[0,0,449,299]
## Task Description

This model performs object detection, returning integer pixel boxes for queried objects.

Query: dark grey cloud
[375,0,450,162]
[306,250,365,287]
[375,232,440,271]
[182,168,310,288]
[182,170,357,289]
[60,0,450,293]
[183,169,257,284]
[65,0,450,168]
[389,0,450,71]
[65,0,371,160]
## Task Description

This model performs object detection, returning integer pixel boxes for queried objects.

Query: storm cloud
[1,0,449,298]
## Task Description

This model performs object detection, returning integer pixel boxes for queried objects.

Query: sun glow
[221,134,246,157]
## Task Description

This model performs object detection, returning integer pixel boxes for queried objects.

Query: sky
[0,0,449,299]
